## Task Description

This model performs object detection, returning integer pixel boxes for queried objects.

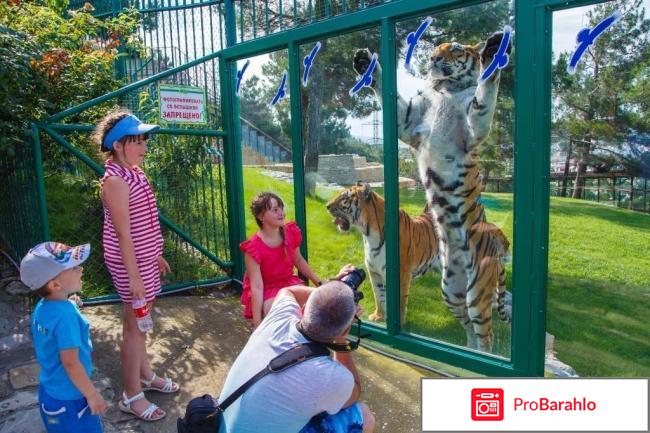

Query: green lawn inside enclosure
[243,167,650,377]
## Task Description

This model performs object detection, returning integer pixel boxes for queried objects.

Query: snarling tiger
[326,183,439,324]
[353,31,513,352]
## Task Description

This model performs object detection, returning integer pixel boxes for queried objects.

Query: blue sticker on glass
[303,41,322,86]
[270,70,288,106]
[404,16,432,74]
[567,11,622,75]
[236,60,250,96]
[479,25,512,84]
[349,52,378,96]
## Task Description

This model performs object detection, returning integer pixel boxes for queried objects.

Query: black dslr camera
[338,267,366,304]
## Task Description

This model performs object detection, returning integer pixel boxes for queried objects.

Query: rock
[0,334,30,353]
[9,363,40,390]
[543,332,578,377]
[4,281,30,296]
[545,332,555,352]
[0,390,38,414]
[545,357,579,378]
[0,406,44,433]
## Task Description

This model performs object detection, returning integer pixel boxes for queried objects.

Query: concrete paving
[85,295,437,433]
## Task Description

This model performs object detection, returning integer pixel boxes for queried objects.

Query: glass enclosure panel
[300,29,384,326]
[236,51,295,238]
[549,1,650,376]
[395,1,515,359]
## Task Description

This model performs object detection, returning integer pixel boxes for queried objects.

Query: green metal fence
[16,0,237,300]
[0,132,46,260]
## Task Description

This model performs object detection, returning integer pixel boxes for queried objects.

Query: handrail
[240,115,291,155]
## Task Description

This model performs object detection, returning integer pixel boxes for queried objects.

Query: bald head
[301,280,356,342]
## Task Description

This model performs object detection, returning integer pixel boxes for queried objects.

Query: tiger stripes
[326,183,439,324]
[352,31,512,352]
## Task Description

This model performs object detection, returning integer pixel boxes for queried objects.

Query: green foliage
[0,1,142,159]
[552,0,650,175]
[0,24,47,158]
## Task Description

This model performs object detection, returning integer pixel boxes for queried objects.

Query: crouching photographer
[179,265,375,433]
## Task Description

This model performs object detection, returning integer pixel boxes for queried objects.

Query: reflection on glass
[236,52,295,237]
[391,1,514,358]
[550,1,650,377]
[299,30,385,327]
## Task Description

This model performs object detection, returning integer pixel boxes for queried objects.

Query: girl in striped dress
[94,109,179,422]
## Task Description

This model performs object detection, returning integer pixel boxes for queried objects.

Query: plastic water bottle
[132,299,153,333]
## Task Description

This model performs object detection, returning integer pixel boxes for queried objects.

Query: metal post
[381,17,399,336]
[220,55,245,280]
[31,124,50,241]
[643,177,650,212]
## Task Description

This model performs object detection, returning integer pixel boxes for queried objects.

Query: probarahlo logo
[471,388,504,421]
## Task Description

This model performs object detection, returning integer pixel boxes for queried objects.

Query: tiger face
[428,41,482,88]
[325,184,366,232]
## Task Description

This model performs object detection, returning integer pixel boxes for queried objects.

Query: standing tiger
[353,31,512,352]
[326,183,439,325]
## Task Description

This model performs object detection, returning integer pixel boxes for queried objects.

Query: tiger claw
[353,48,374,76]
[368,311,384,322]
[481,31,512,65]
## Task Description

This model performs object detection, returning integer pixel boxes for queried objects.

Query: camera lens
[339,268,366,291]
[338,268,366,304]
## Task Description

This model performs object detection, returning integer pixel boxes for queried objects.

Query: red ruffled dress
[239,221,305,318]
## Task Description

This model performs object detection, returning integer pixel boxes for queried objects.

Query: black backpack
[177,394,221,433]
[177,343,330,433]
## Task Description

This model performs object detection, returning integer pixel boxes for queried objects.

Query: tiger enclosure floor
[86,295,439,433]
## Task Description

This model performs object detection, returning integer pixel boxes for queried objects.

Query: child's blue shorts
[299,402,364,433]
[39,387,103,433]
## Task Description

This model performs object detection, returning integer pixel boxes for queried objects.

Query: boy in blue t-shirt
[20,242,106,433]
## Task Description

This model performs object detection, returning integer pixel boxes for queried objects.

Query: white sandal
[118,391,166,422]
[140,373,180,393]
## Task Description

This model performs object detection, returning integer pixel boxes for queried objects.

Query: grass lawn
[243,167,650,376]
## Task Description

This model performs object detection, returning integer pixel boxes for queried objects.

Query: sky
[237,1,649,142]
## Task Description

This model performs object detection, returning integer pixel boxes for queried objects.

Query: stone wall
[317,154,358,185]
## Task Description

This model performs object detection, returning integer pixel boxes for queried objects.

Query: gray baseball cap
[20,242,91,290]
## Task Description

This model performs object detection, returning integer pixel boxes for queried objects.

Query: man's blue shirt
[31,299,94,400]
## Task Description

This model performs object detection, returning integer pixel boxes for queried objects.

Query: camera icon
[471,388,504,421]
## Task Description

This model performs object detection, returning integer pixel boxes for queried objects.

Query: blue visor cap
[102,115,160,150]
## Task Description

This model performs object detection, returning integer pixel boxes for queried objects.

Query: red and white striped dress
[101,160,164,304]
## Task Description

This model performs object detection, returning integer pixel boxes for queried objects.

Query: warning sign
[159,85,207,124]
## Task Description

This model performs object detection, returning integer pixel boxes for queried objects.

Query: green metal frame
[217,0,611,376]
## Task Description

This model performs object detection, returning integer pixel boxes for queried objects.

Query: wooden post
[611,176,616,206]
[629,176,634,210]
[596,177,600,202]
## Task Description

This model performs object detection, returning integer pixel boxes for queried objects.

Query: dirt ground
[85,295,436,433]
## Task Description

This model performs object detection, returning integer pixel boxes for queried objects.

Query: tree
[552,0,650,198]
[0,1,142,164]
